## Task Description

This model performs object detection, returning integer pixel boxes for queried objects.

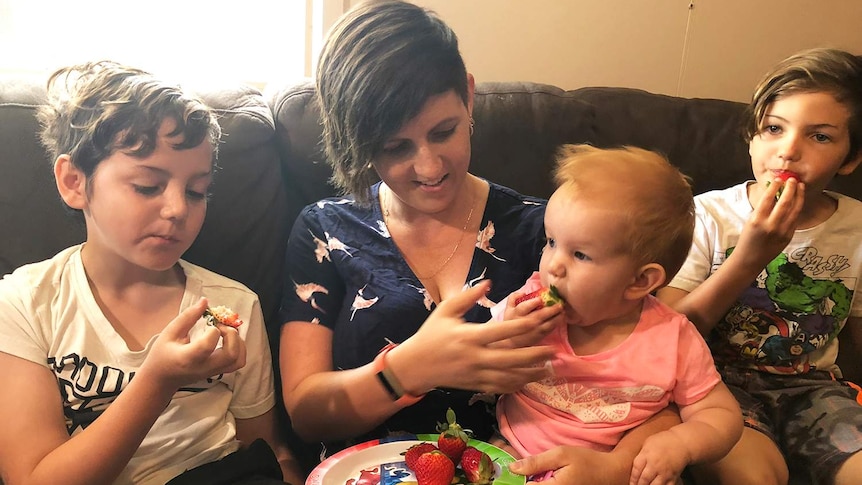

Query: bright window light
[0,0,309,89]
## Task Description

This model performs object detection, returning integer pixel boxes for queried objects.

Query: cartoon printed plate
[306,433,525,485]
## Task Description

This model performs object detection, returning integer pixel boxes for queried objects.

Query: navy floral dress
[279,181,546,454]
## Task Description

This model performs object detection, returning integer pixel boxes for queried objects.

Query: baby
[492,144,742,484]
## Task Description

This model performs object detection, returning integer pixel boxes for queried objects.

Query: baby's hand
[141,297,247,391]
[629,430,689,485]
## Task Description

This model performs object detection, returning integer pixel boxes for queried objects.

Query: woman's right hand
[142,297,247,391]
[389,281,559,396]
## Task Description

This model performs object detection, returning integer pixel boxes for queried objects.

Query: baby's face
[539,190,641,328]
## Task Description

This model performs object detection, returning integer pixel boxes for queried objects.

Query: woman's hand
[142,297,247,391]
[390,281,558,395]
[497,291,563,348]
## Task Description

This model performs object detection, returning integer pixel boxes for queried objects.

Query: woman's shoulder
[484,181,546,222]
[487,181,547,206]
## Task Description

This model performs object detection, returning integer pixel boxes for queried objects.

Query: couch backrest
[271,81,862,227]
[0,78,290,327]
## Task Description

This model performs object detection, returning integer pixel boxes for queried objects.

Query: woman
[278,1,675,482]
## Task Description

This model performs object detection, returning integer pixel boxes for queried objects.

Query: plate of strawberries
[306,411,524,485]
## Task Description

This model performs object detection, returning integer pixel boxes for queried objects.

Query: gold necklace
[383,185,476,280]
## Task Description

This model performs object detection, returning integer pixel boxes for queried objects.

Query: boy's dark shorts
[719,365,862,485]
[166,439,288,485]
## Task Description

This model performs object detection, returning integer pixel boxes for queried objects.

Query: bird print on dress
[350,285,379,321]
[464,269,496,308]
[310,230,331,263]
[324,231,353,257]
[316,198,353,209]
[408,284,435,311]
[294,281,329,313]
[372,220,391,238]
[476,221,506,262]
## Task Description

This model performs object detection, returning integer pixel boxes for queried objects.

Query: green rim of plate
[414,434,525,485]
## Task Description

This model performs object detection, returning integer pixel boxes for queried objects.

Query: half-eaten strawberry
[203,306,244,328]
[768,171,799,200]
[514,285,564,306]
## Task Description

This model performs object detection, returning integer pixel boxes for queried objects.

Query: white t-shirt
[0,245,276,485]
[670,182,862,375]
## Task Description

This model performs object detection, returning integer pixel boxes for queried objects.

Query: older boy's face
[79,119,214,272]
[749,91,862,198]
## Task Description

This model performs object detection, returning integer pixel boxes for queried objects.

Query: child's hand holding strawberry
[142,298,247,392]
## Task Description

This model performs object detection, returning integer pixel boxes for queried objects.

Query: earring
[469,116,475,136]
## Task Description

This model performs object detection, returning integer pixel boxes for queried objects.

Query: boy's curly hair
[37,60,221,215]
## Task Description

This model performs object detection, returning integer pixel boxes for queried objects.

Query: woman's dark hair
[316,0,468,204]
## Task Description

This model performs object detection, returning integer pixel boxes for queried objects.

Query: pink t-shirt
[493,272,720,457]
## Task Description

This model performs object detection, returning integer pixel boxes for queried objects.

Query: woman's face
[373,80,474,216]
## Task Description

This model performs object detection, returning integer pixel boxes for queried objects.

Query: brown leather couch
[3,76,861,479]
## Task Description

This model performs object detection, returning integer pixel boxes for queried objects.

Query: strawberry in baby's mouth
[514,285,565,306]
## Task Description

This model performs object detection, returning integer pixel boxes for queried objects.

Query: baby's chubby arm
[0,298,246,485]
[629,382,742,485]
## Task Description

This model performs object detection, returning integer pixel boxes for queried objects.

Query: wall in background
[347,1,862,103]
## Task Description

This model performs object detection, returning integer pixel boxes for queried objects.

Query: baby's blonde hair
[552,144,695,282]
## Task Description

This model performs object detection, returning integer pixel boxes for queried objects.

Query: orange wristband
[373,342,424,406]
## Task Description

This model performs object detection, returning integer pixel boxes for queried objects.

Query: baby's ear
[625,263,666,300]
[54,155,88,209]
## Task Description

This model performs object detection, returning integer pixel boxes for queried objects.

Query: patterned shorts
[718,366,862,485]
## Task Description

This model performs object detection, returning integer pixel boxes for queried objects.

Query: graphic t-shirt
[0,245,276,485]
[670,183,862,375]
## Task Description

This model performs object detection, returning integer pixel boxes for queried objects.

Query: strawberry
[769,171,799,200]
[203,305,244,328]
[460,446,495,484]
[403,442,438,470]
[436,408,471,463]
[514,285,564,306]
[412,450,455,485]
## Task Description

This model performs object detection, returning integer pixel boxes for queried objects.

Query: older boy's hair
[37,61,221,216]
[744,48,862,162]
[316,0,469,204]
[553,144,695,283]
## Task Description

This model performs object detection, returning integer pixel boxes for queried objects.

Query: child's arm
[235,409,305,485]
[629,382,743,485]
[0,298,245,485]
[658,179,804,334]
